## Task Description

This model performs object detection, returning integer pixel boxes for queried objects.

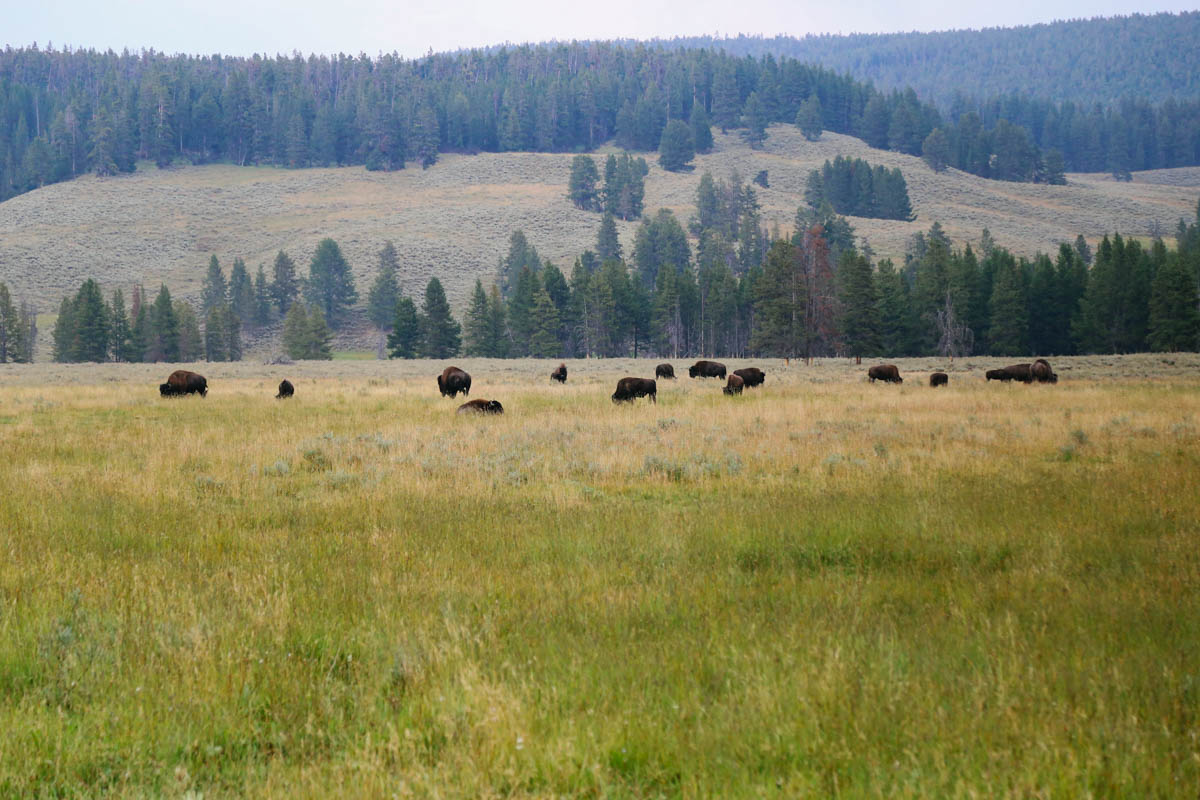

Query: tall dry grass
[0,355,1198,796]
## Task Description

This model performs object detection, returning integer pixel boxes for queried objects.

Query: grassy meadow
[1,355,1199,796]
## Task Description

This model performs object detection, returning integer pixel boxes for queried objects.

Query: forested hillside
[2,37,1199,205]
[666,12,1200,107]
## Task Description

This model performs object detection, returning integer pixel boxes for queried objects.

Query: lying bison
[159,369,207,397]
[612,377,656,404]
[929,372,948,387]
[276,379,294,399]
[987,364,1033,383]
[655,363,676,380]
[733,367,765,388]
[1031,359,1058,383]
[437,366,472,398]
[689,360,726,379]
[723,374,744,395]
[550,363,567,383]
[868,364,903,384]
[458,399,504,414]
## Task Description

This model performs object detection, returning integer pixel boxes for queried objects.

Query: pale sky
[4,0,1197,58]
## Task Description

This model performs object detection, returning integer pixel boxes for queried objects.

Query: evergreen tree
[52,296,76,363]
[597,212,622,262]
[922,127,951,171]
[499,230,541,297]
[711,63,741,133]
[529,288,562,357]
[282,302,309,358]
[387,297,421,358]
[304,238,358,328]
[796,95,823,141]
[1043,149,1067,184]
[128,294,149,363]
[506,266,540,356]
[689,103,714,154]
[270,250,300,314]
[109,289,129,362]
[0,283,23,363]
[742,92,768,149]
[567,155,601,210]
[987,254,1029,355]
[175,301,203,361]
[228,258,254,325]
[253,266,272,325]
[463,279,492,356]
[205,303,230,361]
[367,241,401,330]
[750,240,804,356]
[657,119,695,172]
[875,259,916,356]
[419,277,461,358]
[1147,253,1200,351]
[413,105,439,169]
[836,251,881,360]
[71,279,110,362]
[17,301,36,363]
[202,255,228,314]
[305,305,333,359]
[486,285,510,358]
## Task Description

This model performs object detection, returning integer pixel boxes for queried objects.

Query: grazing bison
[550,363,567,383]
[159,369,207,397]
[689,360,727,379]
[437,366,472,398]
[868,364,903,384]
[1031,359,1058,383]
[457,399,504,414]
[986,364,1033,382]
[276,379,294,399]
[929,372,948,387]
[655,363,676,380]
[723,374,745,395]
[733,367,765,388]
[612,377,657,404]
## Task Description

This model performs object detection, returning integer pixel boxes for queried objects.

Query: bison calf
[929,372,948,387]
[437,366,472,398]
[868,364,903,384]
[612,377,657,404]
[276,379,294,399]
[458,399,504,414]
[723,374,745,395]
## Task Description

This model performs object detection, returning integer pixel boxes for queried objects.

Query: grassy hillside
[1,125,1196,324]
[0,355,1197,795]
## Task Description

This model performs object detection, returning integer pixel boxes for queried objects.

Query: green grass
[0,356,1198,796]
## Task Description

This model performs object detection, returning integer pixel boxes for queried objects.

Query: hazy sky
[5,0,1196,58]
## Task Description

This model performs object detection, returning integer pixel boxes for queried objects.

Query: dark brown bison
[159,369,207,397]
[986,364,1033,382]
[733,367,765,388]
[612,377,657,404]
[655,363,676,380]
[689,360,726,379]
[985,369,1011,381]
[929,372,948,387]
[275,379,294,399]
[868,364,903,384]
[457,399,504,414]
[1031,359,1058,383]
[437,366,472,398]
[723,374,745,395]
[550,363,567,383]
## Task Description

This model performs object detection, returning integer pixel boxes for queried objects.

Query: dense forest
[34,186,1200,363]
[805,156,914,221]
[2,37,1200,204]
[662,12,1200,107]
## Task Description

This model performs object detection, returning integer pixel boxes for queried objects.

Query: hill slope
[1,126,1196,320]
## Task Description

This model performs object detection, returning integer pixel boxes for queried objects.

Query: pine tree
[742,92,768,149]
[506,266,540,356]
[71,279,110,362]
[529,288,561,357]
[387,297,421,358]
[875,259,916,356]
[922,127,950,172]
[689,103,714,154]
[413,105,439,169]
[1043,149,1067,184]
[463,279,492,356]
[419,277,461,358]
[282,302,310,359]
[837,251,881,360]
[17,301,36,363]
[202,255,228,314]
[304,238,358,328]
[109,289,129,362]
[205,303,230,361]
[270,250,300,314]
[253,266,272,325]
[711,63,741,133]
[367,241,401,330]
[750,240,804,357]
[175,301,203,361]
[0,283,21,363]
[567,155,600,210]
[987,254,1029,355]
[486,285,510,358]
[305,305,333,359]
[657,119,695,172]
[1147,254,1200,351]
[128,293,149,363]
[796,95,823,141]
[586,215,617,268]
[228,258,254,325]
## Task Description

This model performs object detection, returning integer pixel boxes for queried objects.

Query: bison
[159,369,207,397]
[689,360,727,379]
[986,364,1033,382]
[276,379,294,399]
[655,363,676,380]
[612,377,657,404]
[437,366,472,398]
[550,363,567,383]
[868,364,903,384]
[723,374,745,395]
[733,367,765,388]
[929,372,948,387]
[1031,359,1058,383]
[457,399,504,414]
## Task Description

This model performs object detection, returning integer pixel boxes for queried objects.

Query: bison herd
[155,357,1061,413]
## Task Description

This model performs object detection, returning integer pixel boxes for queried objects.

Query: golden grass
[1,354,1199,795]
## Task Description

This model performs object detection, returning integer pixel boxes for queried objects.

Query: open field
[1,124,1197,321]
[1,355,1199,796]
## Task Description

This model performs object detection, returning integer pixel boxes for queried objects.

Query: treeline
[662,13,1200,107]
[805,156,915,221]
[3,41,1200,204]
[0,281,37,362]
